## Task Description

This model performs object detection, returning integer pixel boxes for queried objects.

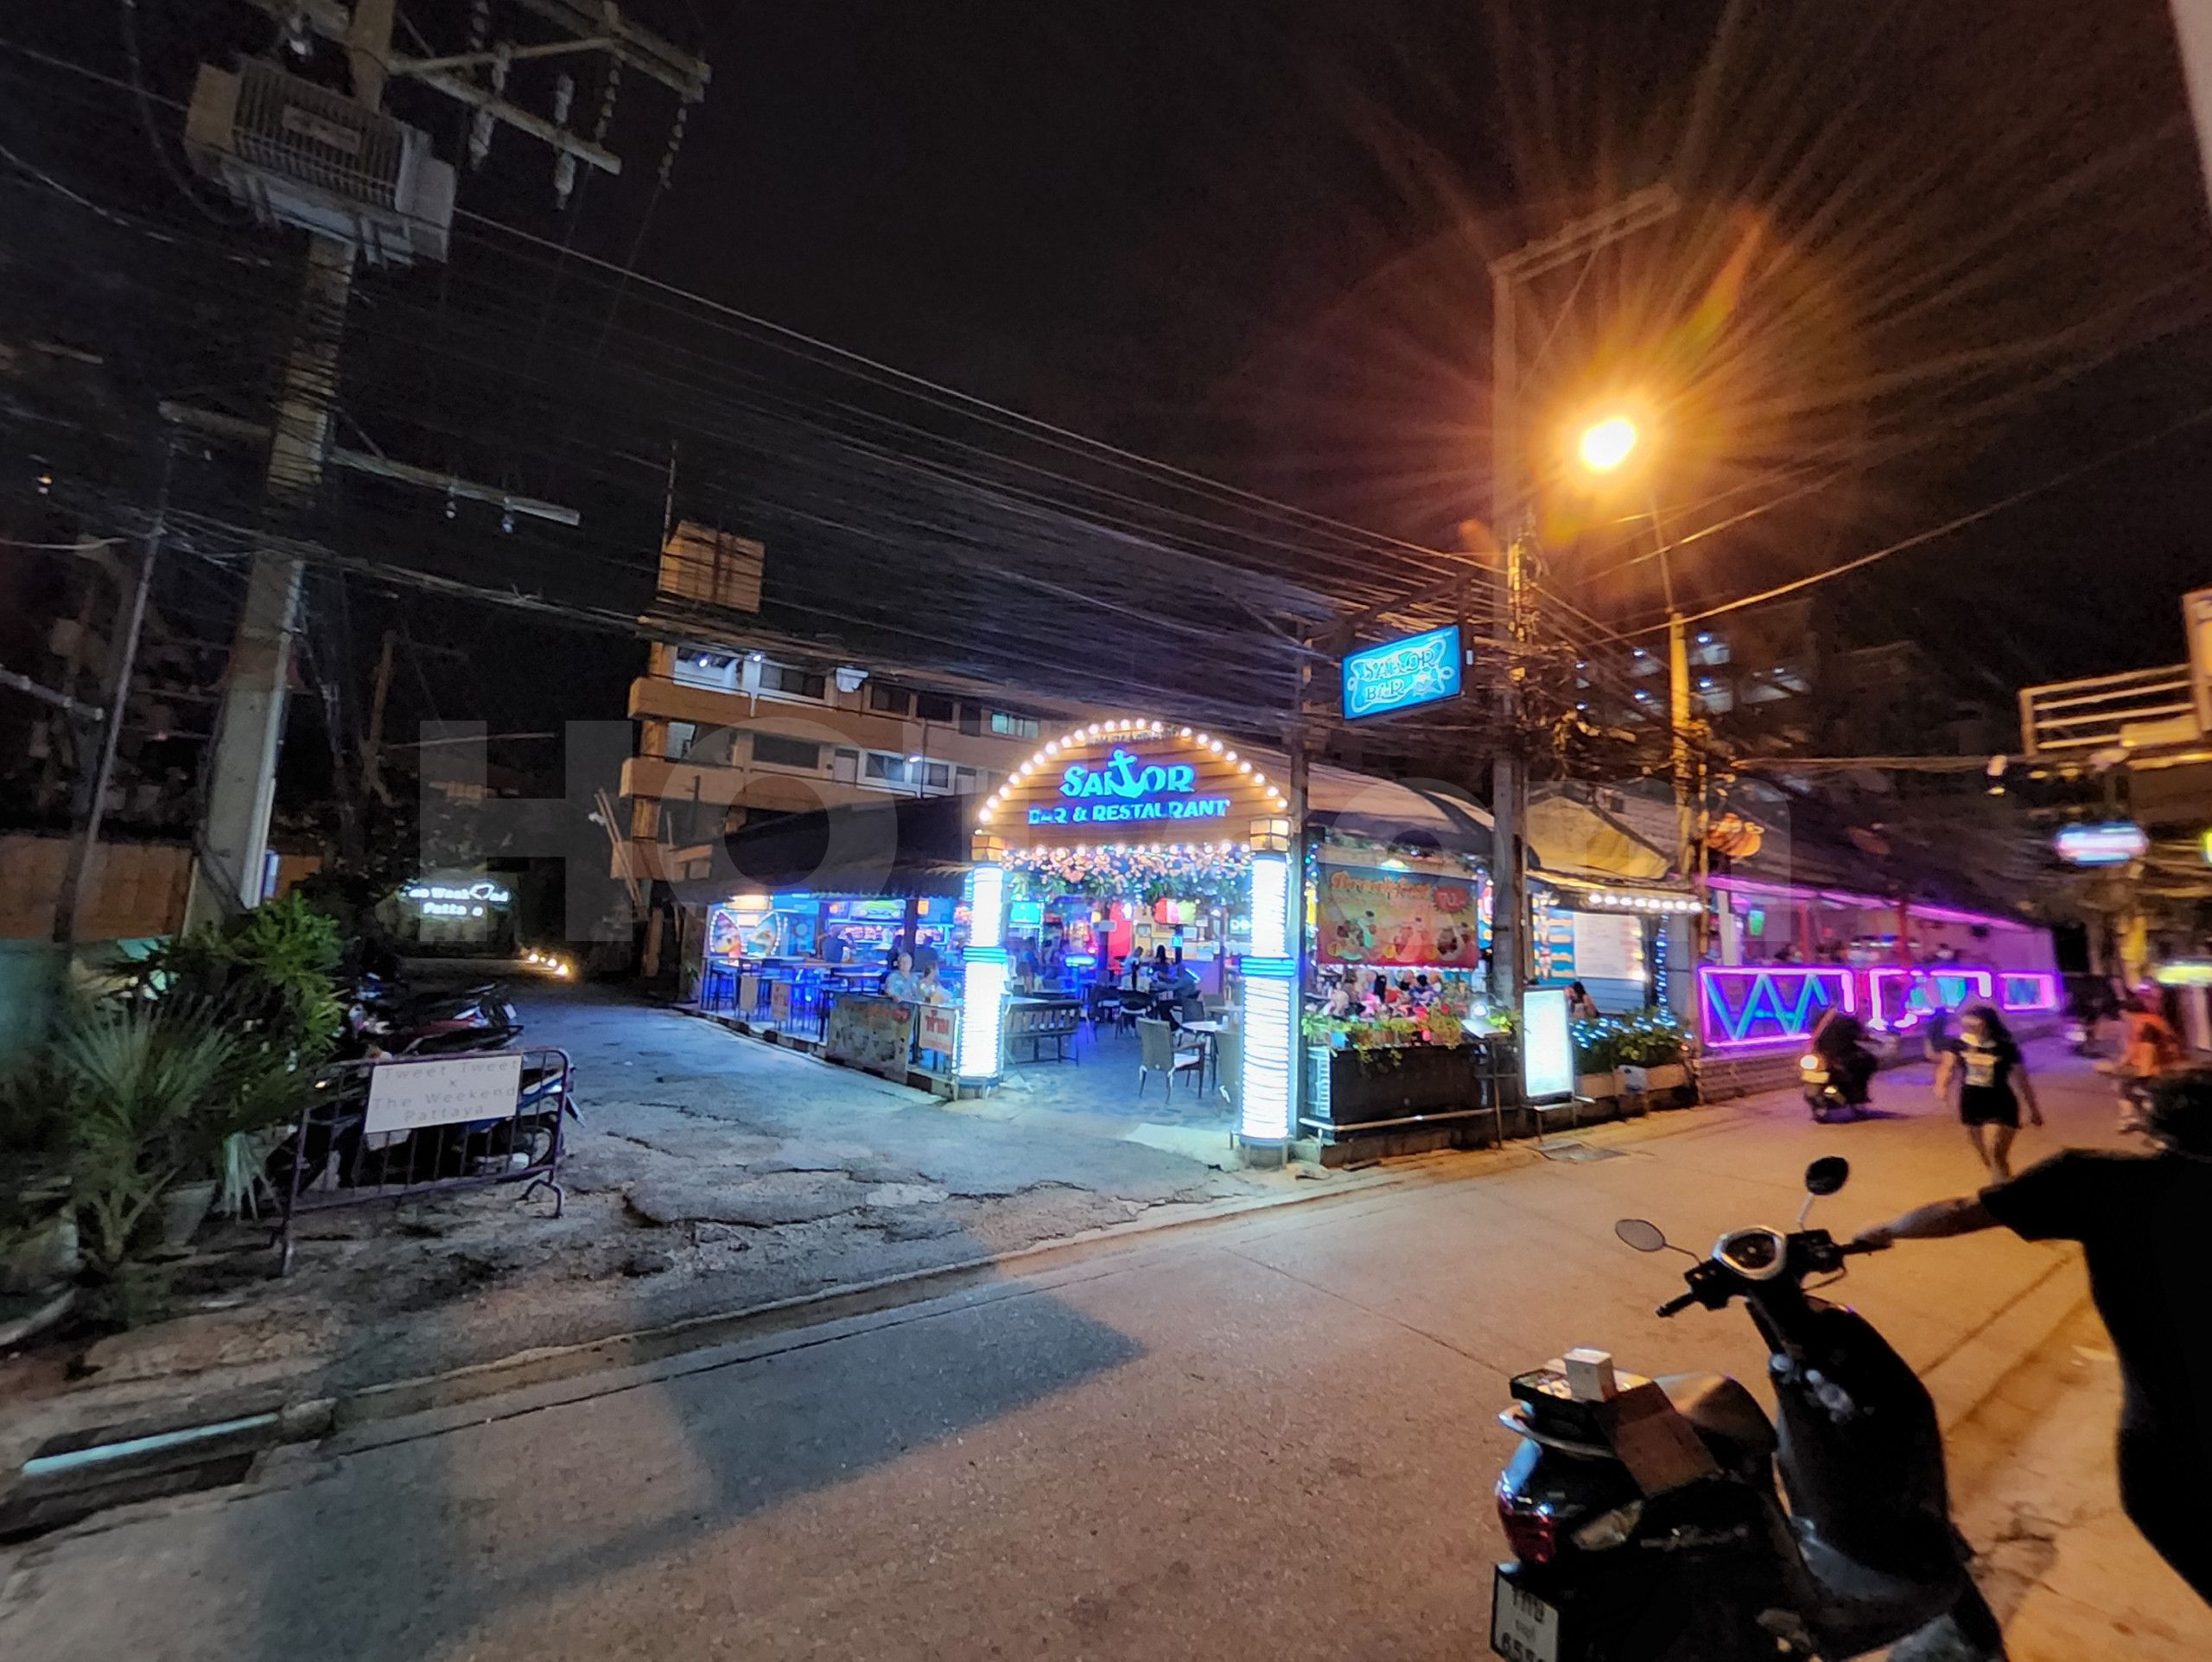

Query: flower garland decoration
[1006,842,1252,906]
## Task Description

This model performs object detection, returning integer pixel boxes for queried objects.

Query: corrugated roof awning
[671,793,976,905]
[1305,770,1493,858]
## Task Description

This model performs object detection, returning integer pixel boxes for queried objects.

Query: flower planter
[1308,1042,1498,1130]
[1576,1071,1619,1102]
[1618,1062,1688,1096]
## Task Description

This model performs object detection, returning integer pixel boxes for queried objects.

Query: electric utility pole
[188,0,708,924]
[1484,187,1677,1015]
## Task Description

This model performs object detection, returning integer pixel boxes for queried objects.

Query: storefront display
[969,716,1295,1143]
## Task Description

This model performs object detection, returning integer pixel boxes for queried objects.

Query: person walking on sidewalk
[1853,1072,2212,1606]
[1936,1004,2042,1181]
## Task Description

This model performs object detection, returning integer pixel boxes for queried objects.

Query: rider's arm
[1931,1048,1958,1097]
[2014,1056,2044,1124]
[1853,1194,1997,1249]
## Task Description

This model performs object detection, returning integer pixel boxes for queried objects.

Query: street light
[1571,411,1703,960]
[1578,416,1639,475]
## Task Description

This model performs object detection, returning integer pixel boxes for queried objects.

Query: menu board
[824,996,915,1080]
[1571,911,1647,984]
[1318,865,1483,967]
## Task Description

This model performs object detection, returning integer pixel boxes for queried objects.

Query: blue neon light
[1700,967,1851,1050]
[1343,625,1465,720]
[1059,749,1198,800]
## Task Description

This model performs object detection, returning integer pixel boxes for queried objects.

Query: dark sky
[614,0,2212,683]
[13,0,2212,714]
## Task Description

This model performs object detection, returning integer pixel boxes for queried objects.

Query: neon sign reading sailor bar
[1030,748,1230,825]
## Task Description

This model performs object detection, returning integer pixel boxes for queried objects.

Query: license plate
[1491,1570,1562,1662]
[502,1004,520,1026]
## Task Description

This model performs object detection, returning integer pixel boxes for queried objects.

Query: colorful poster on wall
[1318,866,1483,967]
[1531,896,1577,983]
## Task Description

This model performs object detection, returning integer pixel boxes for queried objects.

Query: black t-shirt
[1950,1031,2019,1097]
[1983,1150,2212,1449]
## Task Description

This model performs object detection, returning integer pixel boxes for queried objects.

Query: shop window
[758,662,827,700]
[915,691,956,723]
[752,733,823,771]
[925,761,951,790]
[957,706,983,737]
[988,710,1040,739]
[868,683,912,715]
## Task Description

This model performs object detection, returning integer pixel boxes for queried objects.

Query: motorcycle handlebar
[1655,1289,1700,1318]
[1836,1239,1889,1257]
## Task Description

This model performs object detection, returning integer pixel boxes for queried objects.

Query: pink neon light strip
[1707,876,2036,933]
[1698,966,1854,1051]
[1999,971,2061,1013]
[1867,967,1994,1031]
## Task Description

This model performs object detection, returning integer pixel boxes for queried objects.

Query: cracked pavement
[1,982,1299,1448]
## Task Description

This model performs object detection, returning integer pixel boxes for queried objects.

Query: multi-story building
[619,523,1077,883]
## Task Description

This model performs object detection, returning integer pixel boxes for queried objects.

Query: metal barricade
[275,1047,571,1273]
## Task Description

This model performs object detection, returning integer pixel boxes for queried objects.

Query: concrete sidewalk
[1948,1302,2212,1660]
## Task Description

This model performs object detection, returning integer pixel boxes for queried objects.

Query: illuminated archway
[960,717,1296,1145]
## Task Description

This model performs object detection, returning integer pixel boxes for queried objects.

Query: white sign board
[1571,911,1647,984]
[363,1053,524,1136]
[1522,988,1574,1102]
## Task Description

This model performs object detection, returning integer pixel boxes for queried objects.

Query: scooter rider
[1853,1071,2212,1605]
[1811,1003,1876,1105]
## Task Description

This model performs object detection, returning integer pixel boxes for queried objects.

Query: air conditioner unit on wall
[184,60,454,264]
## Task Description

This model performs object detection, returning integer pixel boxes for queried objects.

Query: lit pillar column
[1240,814,1296,1162]
[958,835,1008,1083]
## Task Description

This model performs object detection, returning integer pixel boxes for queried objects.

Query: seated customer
[881,952,919,1001]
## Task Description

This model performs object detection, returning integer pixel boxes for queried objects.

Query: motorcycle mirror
[1615,1218,1669,1254]
[1804,1156,1851,1197]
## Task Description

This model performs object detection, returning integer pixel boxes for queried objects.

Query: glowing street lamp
[1578,415,1639,475]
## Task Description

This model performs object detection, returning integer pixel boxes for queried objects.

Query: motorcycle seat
[1658,1372,1778,1459]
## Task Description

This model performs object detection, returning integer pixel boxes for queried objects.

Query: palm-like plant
[50,1006,237,1272]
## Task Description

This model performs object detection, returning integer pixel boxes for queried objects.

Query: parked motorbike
[1491,1156,2003,1662]
[340,978,523,1060]
[1796,1053,1866,1124]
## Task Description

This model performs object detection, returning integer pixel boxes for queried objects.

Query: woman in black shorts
[1935,1003,2044,1181]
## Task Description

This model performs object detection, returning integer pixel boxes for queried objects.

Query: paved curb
[0,1154,1471,1538]
[0,1067,2039,1539]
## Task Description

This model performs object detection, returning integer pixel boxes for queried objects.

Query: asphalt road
[1,1048,2126,1660]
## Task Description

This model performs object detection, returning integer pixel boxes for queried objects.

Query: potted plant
[1572,1018,1623,1101]
[1616,1016,1690,1098]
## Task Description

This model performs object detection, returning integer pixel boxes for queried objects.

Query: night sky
[611,0,2212,683]
[10,0,2212,721]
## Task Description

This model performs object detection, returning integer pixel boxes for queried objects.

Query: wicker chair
[1137,1017,1204,1094]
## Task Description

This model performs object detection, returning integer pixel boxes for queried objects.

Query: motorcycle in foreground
[1491,1156,2003,1661]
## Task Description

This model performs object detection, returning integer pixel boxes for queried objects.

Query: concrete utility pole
[190,1,394,924]
[1484,187,1679,1014]
[191,0,708,924]
[1648,494,1700,927]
